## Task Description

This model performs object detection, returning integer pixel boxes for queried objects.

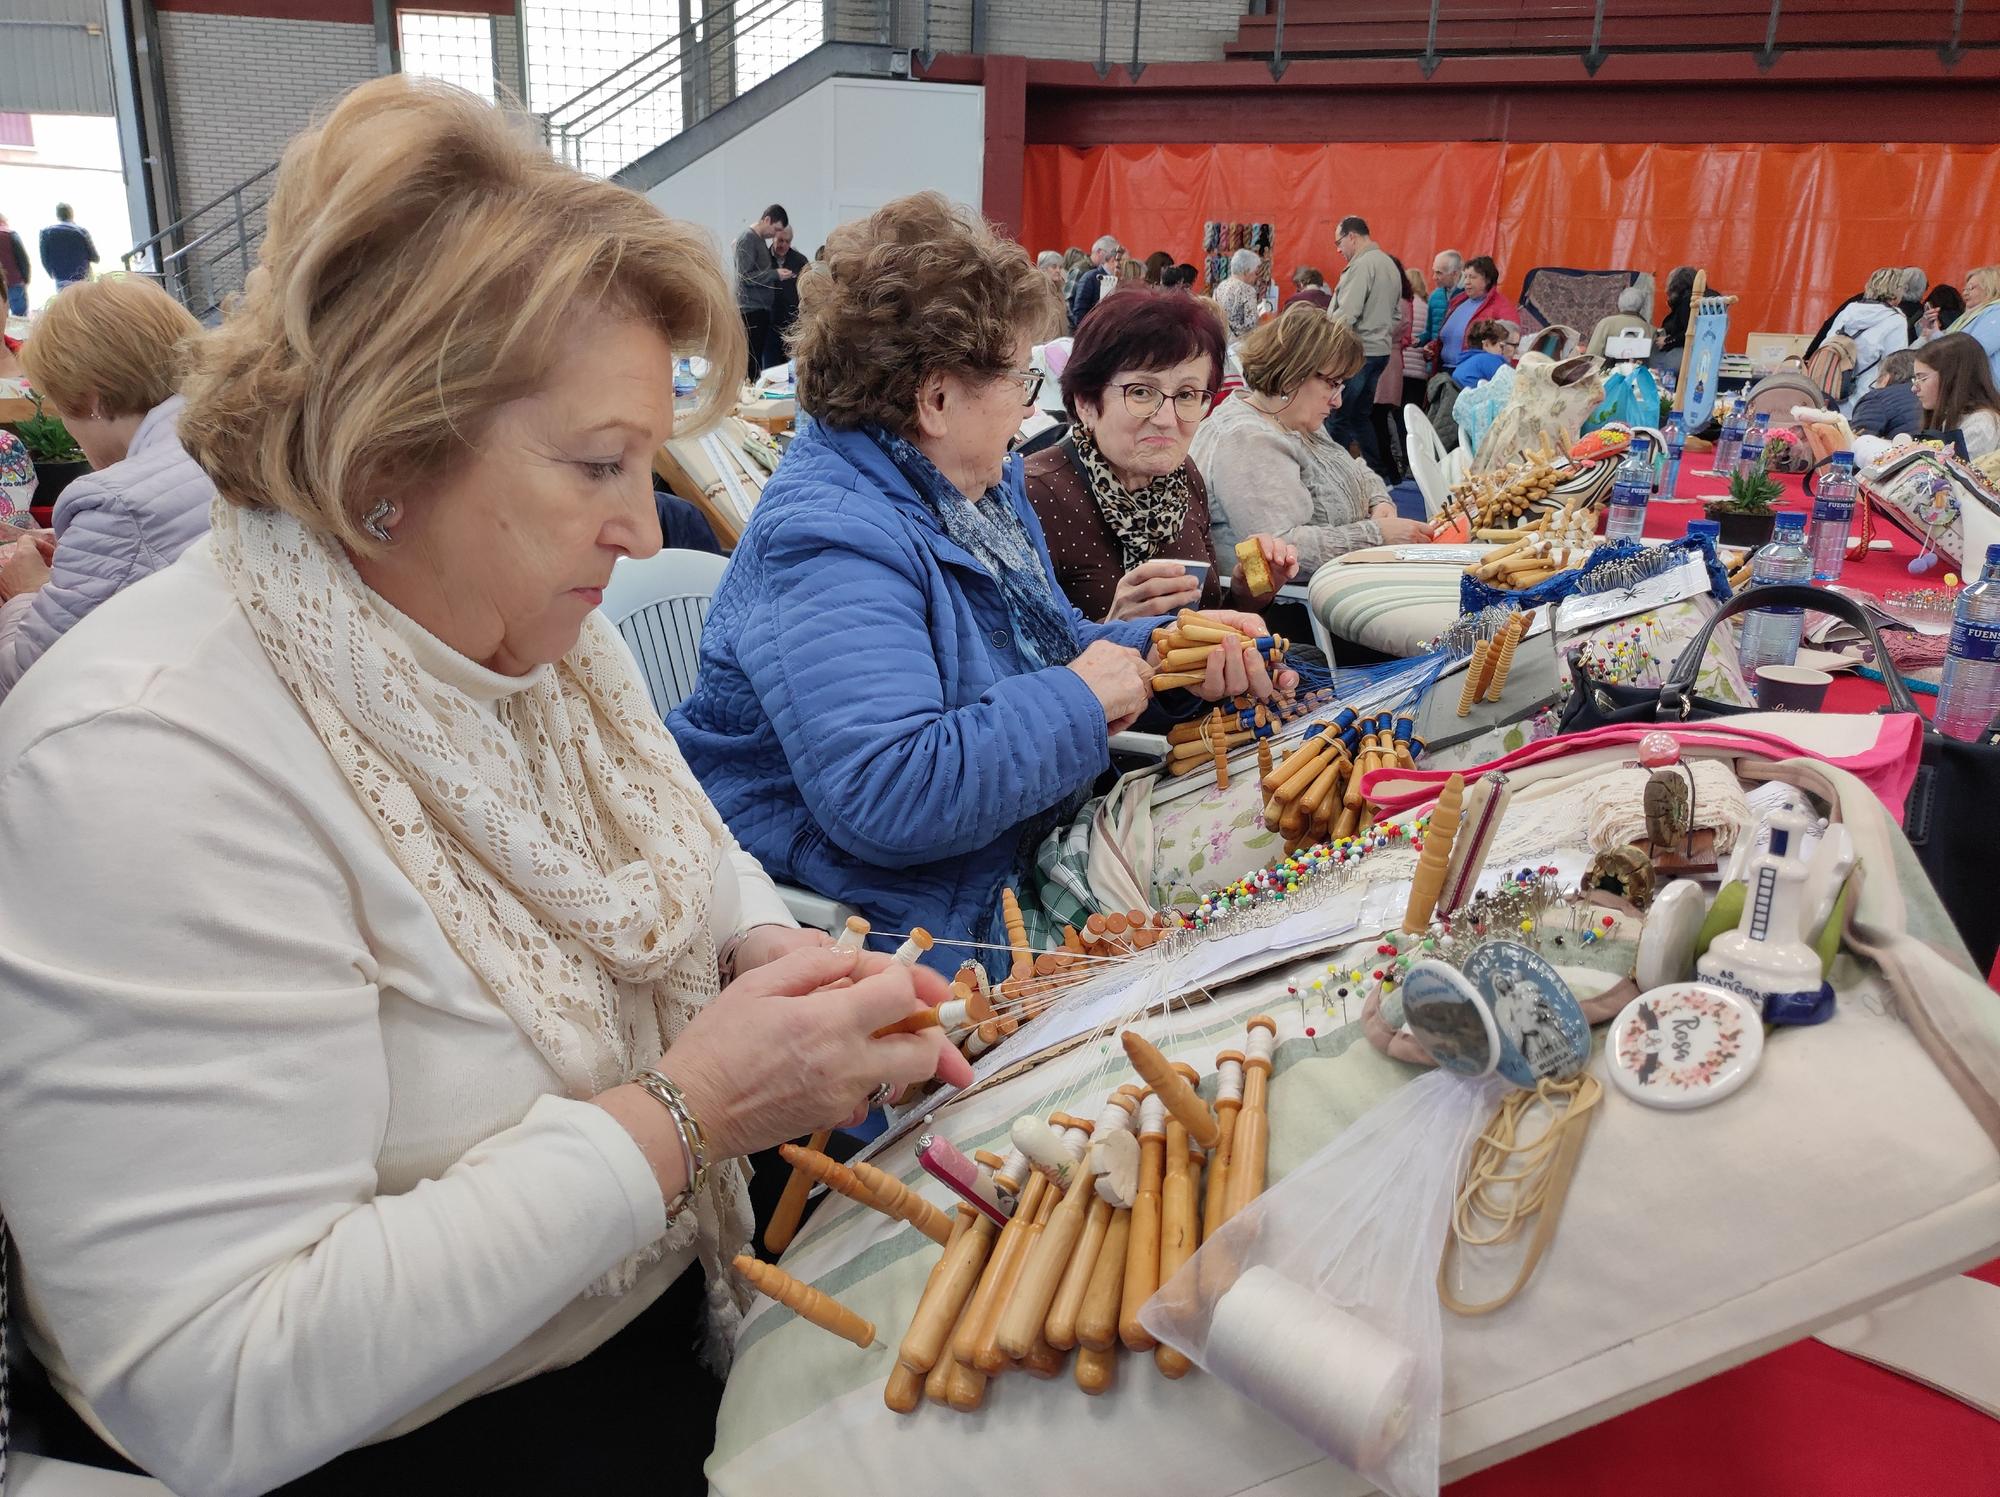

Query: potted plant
[1704,461,1783,548]
[2,395,91,511]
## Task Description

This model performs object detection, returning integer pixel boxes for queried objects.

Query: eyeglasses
[1114,382,1215,421]
[1311,369,1348,393]
[997,367,1046,404]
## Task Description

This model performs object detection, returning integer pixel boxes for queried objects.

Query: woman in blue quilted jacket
[671,194,1289,969]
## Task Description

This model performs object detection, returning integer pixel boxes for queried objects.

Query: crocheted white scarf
[210,500,753,1349]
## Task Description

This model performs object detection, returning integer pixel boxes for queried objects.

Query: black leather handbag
[1559,583,2000,972]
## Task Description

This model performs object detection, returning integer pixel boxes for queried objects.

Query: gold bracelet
[632,1066,711,1218]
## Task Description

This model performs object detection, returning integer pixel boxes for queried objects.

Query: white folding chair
[1402,404,1451,519]
[600,549,858,934]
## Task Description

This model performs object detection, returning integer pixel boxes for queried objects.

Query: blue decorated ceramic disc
[1462,941,1592,1087]
[1400,960,1500,1078]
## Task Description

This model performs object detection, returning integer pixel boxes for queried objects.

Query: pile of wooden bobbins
[1453,610,1532,716]
[1163,688,1334,784]
[1148,609,1290,693]
[1258,707,1423,852]
[737,1013,1284,1411]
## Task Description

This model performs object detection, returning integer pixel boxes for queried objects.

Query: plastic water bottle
[1603,437,1654,544]
[1935,543,2000,740]
[1808,452,1857,583]
[1736,412,1772,480]
[1712,401,1745,477]
[1661,416,1685,499]
[1737,513,1813,675]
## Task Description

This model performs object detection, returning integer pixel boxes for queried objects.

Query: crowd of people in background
[1032,225,2000,475]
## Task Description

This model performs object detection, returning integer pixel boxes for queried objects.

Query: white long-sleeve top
[0,539,796,1496]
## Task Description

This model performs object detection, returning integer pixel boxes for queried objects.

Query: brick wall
[155,12,378,308]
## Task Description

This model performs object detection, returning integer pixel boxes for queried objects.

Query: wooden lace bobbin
[1202,1050,1247,1240]
[1256,734,1274,784]
[849,1160,954,1246]
[1021,1326,1068,1379]
[1074,1342,1118,1395]
[900,1198,995,1375]
[1262,733,1330,799]
[972,1121,1086,1373]
[833,914,872,954]
[870,1005,943,1040]
[1119,1091,1170,1351]
[996,1112,1098,1359]
[733,1255,875,1349]
[888,1206,973,1412]
[1484,613,1527,702]
[1120,1030,1221,1148]
[892,928,934,966]
[1457,640,1491,717]
[1043,1094,1140,1351]
[776,1142,897,1227]
[1220,1018,1278,1226]
[1001,886,1033,982]
[766,915,875,1253]
[1207,708,1232,790]
[1401,771,1466,934]
[1155,1064,1205,1378]
[952,1148,1043,1366]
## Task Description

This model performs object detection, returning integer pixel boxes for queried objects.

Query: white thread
[962,1023,994,1058]
[1138,1093,1168,1136]
[1582,760,1749,856]
[1060,1122,1092,1158]
[833,917,870,955]
[1245,1026,1278,1068]
[1095,1099,1135,1137]
[892,930,933,966]
[1204,1267,1415,1472]
[937,998,971,1032]
[1215,1058,1245,1104]
[996,1146,1031,1191]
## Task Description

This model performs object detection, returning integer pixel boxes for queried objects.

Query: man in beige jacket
[1327,214,1403,479]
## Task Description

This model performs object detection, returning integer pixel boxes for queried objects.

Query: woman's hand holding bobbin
[598,946,973,1201]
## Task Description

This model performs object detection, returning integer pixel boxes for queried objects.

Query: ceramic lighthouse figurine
[1696,808,1835,1024]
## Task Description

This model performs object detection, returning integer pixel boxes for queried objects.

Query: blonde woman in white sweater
[1191,304,1431,581]
[0,78,969,1497]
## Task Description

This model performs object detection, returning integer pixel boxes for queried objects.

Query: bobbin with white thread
[1119,1092,1170,1351]
[1221,1018,1278,1226]
[893,928,934,966]
[981,1121,1080,1369]
[833,915,871,954]
[1155,1065,1205,1378]
[998,1106,1104,1358]
[1043,1092,1139,1351]
[956,1144,1048,1370]
[1203,1050,1247,1239]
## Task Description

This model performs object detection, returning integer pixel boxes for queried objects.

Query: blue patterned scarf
[868,426,1080,669]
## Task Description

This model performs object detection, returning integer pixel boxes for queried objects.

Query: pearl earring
[362,499,398,543]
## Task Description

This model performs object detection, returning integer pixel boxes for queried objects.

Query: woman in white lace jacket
[1191,305,1432,581]
[0,78,968,1497]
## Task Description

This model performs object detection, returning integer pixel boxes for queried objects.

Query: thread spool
[1012,1113,1084,1188]
[834,915,871,954]
[1203,1050,1246,1238]
[893,928,934,965]
[1203,1266,1415,1471]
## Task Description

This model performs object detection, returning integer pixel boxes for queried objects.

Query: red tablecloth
[1450,469,2000,1495]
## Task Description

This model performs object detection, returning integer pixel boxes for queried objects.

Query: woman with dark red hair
[1025,288,1298,622]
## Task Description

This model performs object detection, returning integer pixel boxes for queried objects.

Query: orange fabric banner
[1022,140,2000,338]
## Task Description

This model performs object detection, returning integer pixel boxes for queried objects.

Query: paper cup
[1173,559,1212,582]
[1755,664,1832,712]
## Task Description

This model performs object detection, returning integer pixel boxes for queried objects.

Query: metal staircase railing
[542,0,823,177]
[121,164,278,322]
